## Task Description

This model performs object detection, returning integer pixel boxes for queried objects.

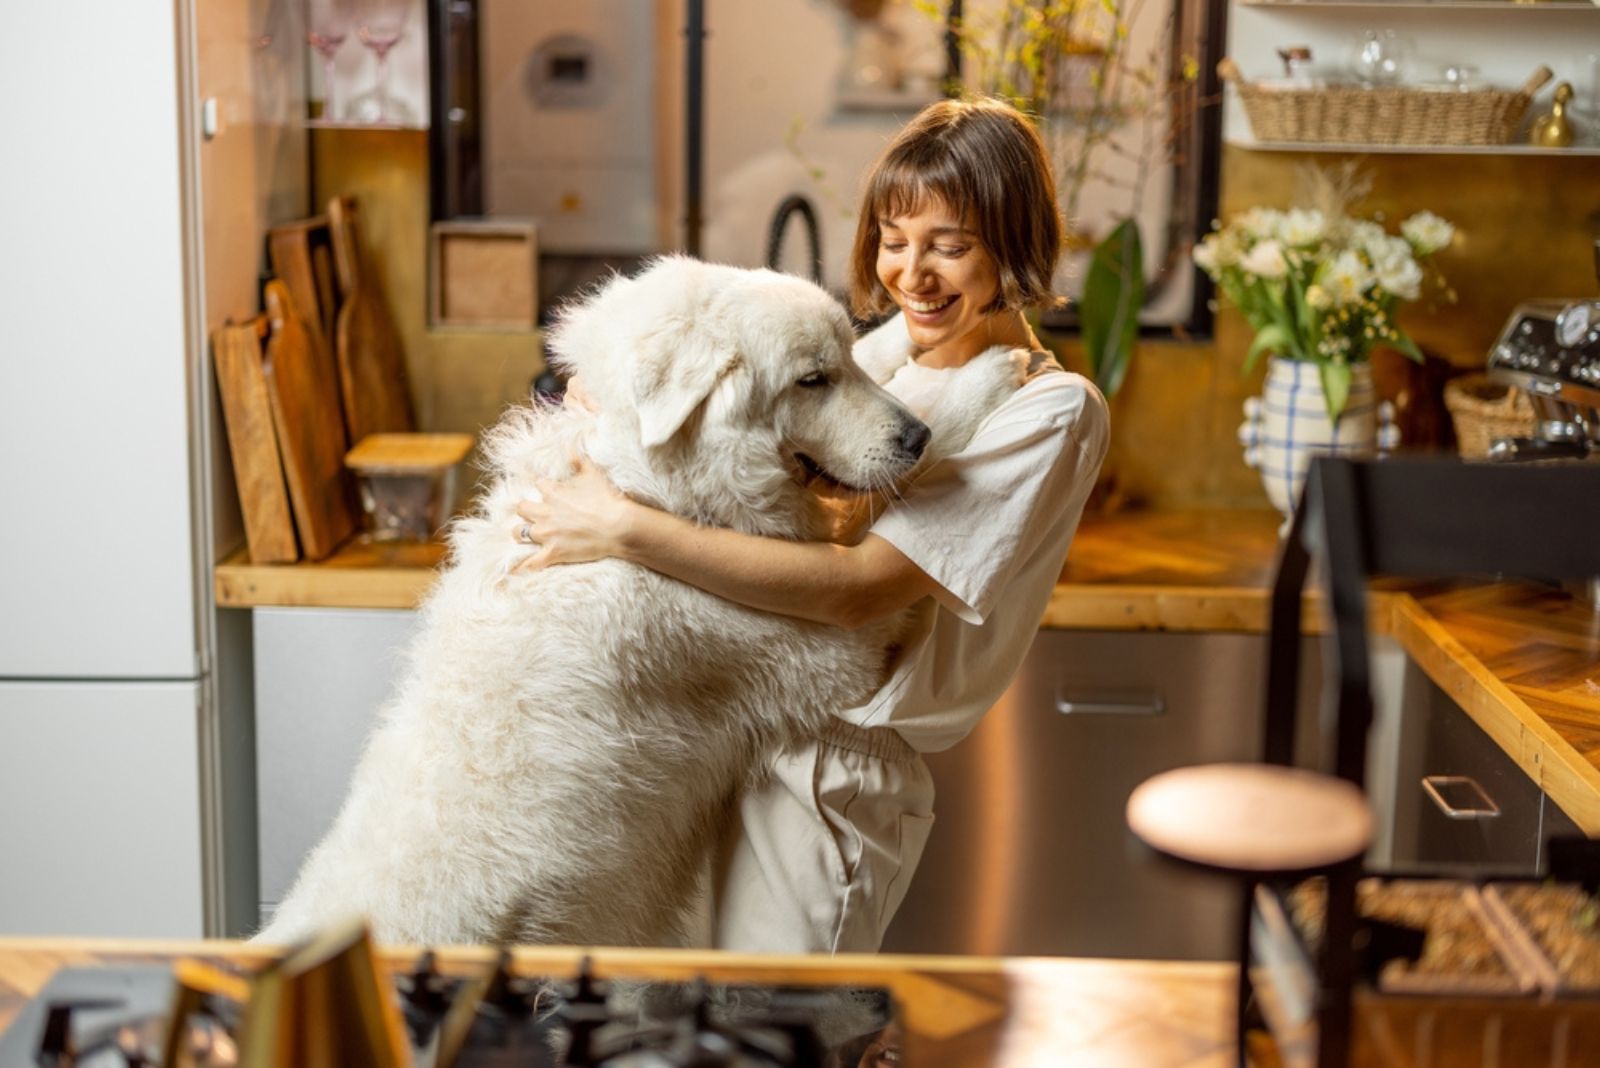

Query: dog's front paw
[915,345,1030,467]
[964,345,1030,392]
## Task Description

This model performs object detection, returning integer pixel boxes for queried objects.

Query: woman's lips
[902,293,957,323]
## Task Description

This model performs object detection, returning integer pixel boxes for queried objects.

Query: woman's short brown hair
[848,97,1063,319]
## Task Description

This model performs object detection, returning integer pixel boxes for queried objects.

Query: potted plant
[1193,180,1455,519]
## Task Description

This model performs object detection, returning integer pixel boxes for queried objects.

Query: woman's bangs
[870,156,971,226]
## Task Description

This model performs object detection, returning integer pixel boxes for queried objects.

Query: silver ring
[517,523,535,544]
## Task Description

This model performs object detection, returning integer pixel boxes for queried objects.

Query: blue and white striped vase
[1238,357,1399,521]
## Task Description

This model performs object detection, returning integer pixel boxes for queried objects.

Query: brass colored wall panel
[1219,146,1600,369]
[1057,146,1600,510]
[311,129,545,439]
[310,133,1600,509]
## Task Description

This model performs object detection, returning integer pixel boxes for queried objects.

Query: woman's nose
[906,246,936,282]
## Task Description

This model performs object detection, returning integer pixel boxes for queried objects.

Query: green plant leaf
[1389,329,1425,364]
[1319,360,1353,423]
[1081,218,1144,398]
[1244,324,1293,375]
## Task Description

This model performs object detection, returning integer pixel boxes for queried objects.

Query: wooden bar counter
[215,509,1600,834]
[0,938,1240,1066]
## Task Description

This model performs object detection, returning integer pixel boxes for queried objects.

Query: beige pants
[710,718,936,954]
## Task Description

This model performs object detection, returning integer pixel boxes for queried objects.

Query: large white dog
[259,256,1026,948]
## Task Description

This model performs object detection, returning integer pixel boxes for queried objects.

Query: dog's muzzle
[898,418,931,463]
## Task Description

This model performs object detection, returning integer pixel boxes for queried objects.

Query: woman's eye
[937,245,968,257]
[797,372,829,388]
[880,241,906,253]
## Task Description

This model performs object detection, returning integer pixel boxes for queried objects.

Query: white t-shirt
[839,320,1110,752]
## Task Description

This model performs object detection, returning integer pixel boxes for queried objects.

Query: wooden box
[428,219,539,331]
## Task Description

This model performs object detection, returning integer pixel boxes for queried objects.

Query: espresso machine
[1485,239,1600,462]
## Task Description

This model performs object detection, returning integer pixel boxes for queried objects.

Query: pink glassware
[305,2,348,122]
[352,0,410,124]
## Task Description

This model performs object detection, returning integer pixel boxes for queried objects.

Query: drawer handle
[1421,775,1502,820]
[1054,693,1165,717]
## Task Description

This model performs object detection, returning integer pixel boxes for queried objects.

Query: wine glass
[305,0,351,122]
[1352,29,1410,88]
[346,0,413,125]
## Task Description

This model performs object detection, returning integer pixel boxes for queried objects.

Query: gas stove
[0,953,896,1068]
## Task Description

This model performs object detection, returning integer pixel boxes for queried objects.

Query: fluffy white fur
[258,257,1026,948]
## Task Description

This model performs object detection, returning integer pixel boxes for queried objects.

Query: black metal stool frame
[1245,455,1600,1067]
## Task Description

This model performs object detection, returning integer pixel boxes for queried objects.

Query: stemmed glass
[1352,29,1410,88]
[347,0,413,125]
[305,0,351,122]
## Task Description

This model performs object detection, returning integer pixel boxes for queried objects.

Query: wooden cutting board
[261,279,357,561]
[211,316,298,563]
[328,196,414,443]
[267,215,342,365]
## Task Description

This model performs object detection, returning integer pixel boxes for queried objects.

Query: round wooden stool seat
[1126,763,1374,875]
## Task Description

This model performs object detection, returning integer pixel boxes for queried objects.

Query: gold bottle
[1530,82,1575,149]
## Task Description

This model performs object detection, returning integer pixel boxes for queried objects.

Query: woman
[514,97,1109,953]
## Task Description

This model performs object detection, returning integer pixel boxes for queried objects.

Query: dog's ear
[621,256,745,449]
[633,327,740,449]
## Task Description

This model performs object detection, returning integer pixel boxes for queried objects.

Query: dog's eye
[796,371,829,389]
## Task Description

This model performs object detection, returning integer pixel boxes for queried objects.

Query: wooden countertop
[1048,507,1299,631]
[215,537,444,610]
[213,508,1296,616]
[214,510,1600,834]
[0,938,1240,1066]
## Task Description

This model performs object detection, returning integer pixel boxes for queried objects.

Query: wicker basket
[1444,373,1536,459]
[1221,59,1552,147]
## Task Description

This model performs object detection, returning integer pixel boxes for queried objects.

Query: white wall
[481,0,659,252]
[701,1,915,290]
[699,0,1193,320]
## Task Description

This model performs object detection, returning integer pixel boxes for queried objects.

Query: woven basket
[1220,59,1552,147]
[1444,373,1536,459]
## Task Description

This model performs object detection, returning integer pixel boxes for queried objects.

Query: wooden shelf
[304,118,426,132]
[1241,1,1600,9]
[1229,138,1600,155]
[214,539,444,609]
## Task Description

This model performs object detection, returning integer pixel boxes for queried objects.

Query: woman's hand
[513,456,634,570]
[819,488,896,546]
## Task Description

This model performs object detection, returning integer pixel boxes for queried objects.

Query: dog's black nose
[898,419,931,461]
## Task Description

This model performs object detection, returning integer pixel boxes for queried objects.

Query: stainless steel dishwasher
[1387,664,1582,877]
[880,629,1328,961]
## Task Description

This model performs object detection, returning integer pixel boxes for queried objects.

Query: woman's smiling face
[875,197,1004,367]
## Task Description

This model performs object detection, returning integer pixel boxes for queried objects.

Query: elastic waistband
[818,717,919,763]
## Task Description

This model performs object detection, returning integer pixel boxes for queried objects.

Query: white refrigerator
[0,0,269,938]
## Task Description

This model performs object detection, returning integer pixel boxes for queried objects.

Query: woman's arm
[514,460,940,629]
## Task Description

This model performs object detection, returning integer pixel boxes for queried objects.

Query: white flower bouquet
[1193,205,1455,421]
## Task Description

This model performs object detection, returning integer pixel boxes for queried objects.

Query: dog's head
[547,256,929,534]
